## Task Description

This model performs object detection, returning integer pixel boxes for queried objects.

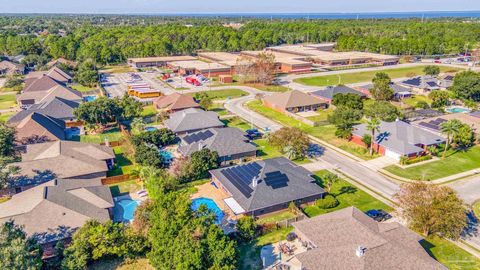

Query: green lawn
[0,94,16,110]
[305,109,333,123]
[222,116,254,131]
[109,179,143,197]
[141,105,157,118]
[303,170,392,217]
[254,139,311,164]
[71,84,97,92]
[256,211,297,225]
[0,112,14,123]
[209,103,229,116]
[107,146,136,177]
[246,84,290,93]
[422,236,480,270]
[100,65,134,74]
[401,95,432,108]
[189,89,248,100]
[246,100,376,160]
[384,146,480,181]
[71,128,123,144]
[473,201,480,218]
[294,66,462,86]
[89,258,153,270]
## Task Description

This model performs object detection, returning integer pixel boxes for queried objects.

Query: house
[413,112,480,136]
[17,76,82,107]
[0,60,25,75]
[164,108,224,135]
[178,127,257,165]
[262,90,327,113]
[356,83,412,99]
[8,97,81,143]
[399,76,442,94]
[10,141,115,188]
[209,157,325,217]
[46,58,77,69]
[26,66,73,84]
[0,178,113,253]
[290,207,446,270]
[311,85,367,104]
[351,120,445,160]
[154,92,200,113]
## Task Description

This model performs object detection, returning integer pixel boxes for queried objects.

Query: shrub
[316,195,339,209]
[415,101,430,109]
[236,216,257,242]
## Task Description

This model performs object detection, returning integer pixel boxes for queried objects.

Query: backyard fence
[101,140,122,147]
[101,174,136,185]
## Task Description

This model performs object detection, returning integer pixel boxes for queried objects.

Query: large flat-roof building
[167,60,232,77]
[241,50,312,73]
[197,52,243,68]
[127,56,197,68]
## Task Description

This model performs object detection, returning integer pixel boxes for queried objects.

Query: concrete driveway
[360,156,398,171]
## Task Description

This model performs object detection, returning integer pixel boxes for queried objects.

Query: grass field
[71,128,123,144]
[254,139,311,164]
[246,100,376,160]
[422,236,480,270]
[384,146,480,180]
[245,83,290,93]
[0,112,14,123]
[107,146,137,177]
[0,94,16,110]
[303,170,392,217]
[256,211,297,225]
[222,116,253,131]
[401,95,432,108]
[100,65,134,74]
[294,66,462,86]
[189,89,248,100]
[71,84,97,92]
[89,258,153,270]
[141,105,157,118]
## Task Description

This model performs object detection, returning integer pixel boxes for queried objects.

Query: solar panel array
[403,77,421,87]
[264,171,289,189]
[418,118,447,131]
[220,162,262,198]
[426,81,438,87]
[183,130,214,144]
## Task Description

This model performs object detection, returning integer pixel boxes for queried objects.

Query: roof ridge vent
[356,246,367,257]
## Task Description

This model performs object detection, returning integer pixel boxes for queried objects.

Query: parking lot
[101,71,173,98]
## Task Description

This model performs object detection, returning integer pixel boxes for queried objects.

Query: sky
[2,0,480,14]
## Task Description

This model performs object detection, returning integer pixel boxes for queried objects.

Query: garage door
[385,149,401,161]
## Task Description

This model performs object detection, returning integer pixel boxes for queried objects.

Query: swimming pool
[446,106,471,114]
[160,150,174,163]
[84,95,98,102]
[191,197,224,224]
[144,126,157,132]
[113,199,140,222]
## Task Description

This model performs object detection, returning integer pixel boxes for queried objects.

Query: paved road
[448,175,480,204]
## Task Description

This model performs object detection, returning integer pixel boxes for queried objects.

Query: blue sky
[2,0,480,14]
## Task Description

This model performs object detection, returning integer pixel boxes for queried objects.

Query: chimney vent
[252,175,259,188]
[356,246,366,257]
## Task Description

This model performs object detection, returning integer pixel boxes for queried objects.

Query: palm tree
[440,120,461,159]
[366,118,381,156]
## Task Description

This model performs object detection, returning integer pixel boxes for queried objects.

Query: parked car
[246,128,263,139]
[365,209,392,222]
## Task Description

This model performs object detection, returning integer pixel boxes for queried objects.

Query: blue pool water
[145,126,157,132]
[446,107,470,114]
[160,150,174,163]
[113,199,140,222]
[84,96,97,102]
[191,197,224,224]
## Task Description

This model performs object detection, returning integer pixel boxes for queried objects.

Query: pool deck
[191,181,241,222]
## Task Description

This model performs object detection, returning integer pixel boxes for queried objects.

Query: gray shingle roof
[164,108,224,133]
[311,85,366,100]
[209,157,325,212]
[292,207,446,270]
[8,97,79,125]
[0,178,113,244]
[352,120,445,155]
[263,90,326,109]
[178,127,257,158]
[358,83,412,96]
[400,76,441,90]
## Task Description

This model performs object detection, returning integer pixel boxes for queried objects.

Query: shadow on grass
[238,240,263,270]
[419,238,438,260]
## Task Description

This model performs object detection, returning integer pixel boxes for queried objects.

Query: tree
[361,134,372,148]
[395,182,466,239]
[134,144,163,168]
[132,199,155,236]
[440,119,462,159]
[452,123,474,148]
[73,97,122,130]
[323,172,339,193]
[131,117,146,134]
[0,221,42,270]
[62,220,147,270]
[449,71,480,101]
[119,94,143,121]
[254,52,276,85]
[370,72,394,101]
[0,123,16,157]
[331,93,363,110]
[187,149,219,180]
[328,106,363,138]
[236,216,257,242]
[428,90,449,108]
[75,59,98,87]
[0,157,19,189]
[234,56,256,83]
[364,101,400,122]
[423,65,441,77]
[268,127,310,160]
[132,128,176,148]
[366,118,381,155]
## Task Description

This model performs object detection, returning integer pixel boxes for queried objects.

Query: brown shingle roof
[154,93,200,111]
[263,90,325,110]
[292,207,446,270]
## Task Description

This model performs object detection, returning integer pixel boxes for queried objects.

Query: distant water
[151,11,480,19]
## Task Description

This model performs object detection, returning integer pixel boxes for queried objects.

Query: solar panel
[264,171,289,189]
[183,130,214,144]
[221,168,253,198]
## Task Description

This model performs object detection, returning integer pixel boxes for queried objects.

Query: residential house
[413,111,480,136]
[26,66,73,84]
[154,92,200,113]
[209,157,325,217]
[311,85,367,104]
[164,108,224,135]
[8,97,81,143]
[351,120,445,160]
[178,127,257,165]
[10,141,115,189]
[17,75,82,107]
[290,207,446,270]
[399,76,442,94]
[46,58,77,69]
[0,178,113,255]
[262,90,327,113]
[0,60,25,75]
[356,83,412,100]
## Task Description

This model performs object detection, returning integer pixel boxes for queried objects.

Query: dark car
[365,209,392,222]
[246,128,263,139]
